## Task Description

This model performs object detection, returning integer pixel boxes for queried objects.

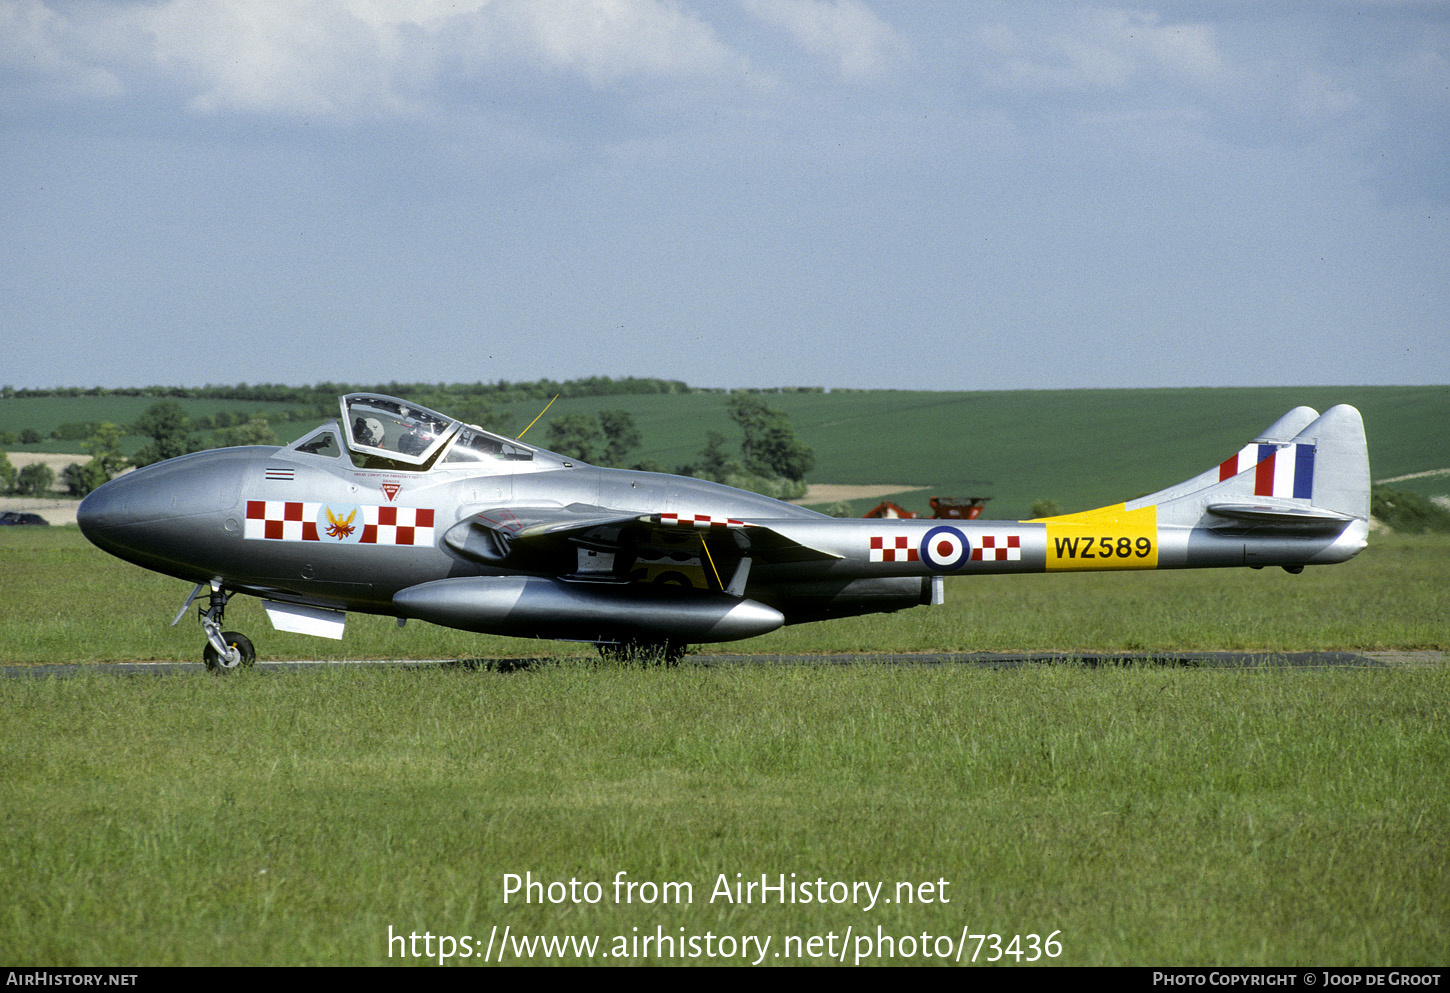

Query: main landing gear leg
[186,581,256,672]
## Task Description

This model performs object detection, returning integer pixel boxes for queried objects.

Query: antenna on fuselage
[517,394,559,439]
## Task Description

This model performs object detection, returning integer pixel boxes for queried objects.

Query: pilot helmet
[359,417,385,447]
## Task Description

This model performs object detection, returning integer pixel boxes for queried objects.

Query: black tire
[204,631,256,672]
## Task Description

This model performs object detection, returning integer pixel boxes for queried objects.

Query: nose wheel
[183,582,258,672]
[204,631,256,671]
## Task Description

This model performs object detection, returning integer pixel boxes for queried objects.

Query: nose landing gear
[204,630,256,671]
[176,581,257,672]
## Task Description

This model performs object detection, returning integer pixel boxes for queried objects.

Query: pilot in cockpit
[400,422,435,457]
[353,416,385,448]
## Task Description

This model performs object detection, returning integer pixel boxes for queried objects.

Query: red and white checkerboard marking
[659,512,745,529]
[970,534,1021,561]
[245,501,321,541]
[869,535,919,563]
[244,501,435,546]
[362,505,435,545]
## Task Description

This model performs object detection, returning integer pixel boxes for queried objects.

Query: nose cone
[79,450,247,576]
[76,475,132,538]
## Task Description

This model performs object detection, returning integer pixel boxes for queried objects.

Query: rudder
[1294,404,1370,522]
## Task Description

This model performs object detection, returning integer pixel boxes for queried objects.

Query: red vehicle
[862,497,989,520]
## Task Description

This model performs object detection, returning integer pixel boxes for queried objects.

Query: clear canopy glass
[334,394,535,470]
[340,395,461,467]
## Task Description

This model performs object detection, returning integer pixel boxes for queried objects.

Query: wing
[443,504,840,576]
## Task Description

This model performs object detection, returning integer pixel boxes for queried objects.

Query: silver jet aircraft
[77,395,1370,669]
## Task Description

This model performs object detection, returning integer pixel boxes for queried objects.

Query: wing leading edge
[443,505,842,572]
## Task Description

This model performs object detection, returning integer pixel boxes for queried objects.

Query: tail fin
[1125,406,1323,510]
[1135,404,1371,529]
[1027,405,1370,571]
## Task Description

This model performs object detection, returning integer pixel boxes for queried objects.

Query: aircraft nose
[78,451,245,571]
[78,465,182,539]
[76,475,128,536]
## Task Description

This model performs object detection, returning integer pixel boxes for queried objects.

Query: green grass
[0,396,303,455]
[2,662,1445,965]
[747,529,1450,655]
[2,529,1445,665]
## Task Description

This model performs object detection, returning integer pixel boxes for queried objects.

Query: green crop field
[0,396,304,456]
[466,385,1450,517]
[6,384,1448,514]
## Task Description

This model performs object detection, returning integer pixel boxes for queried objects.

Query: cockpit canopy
[331,394,536,471]
[342,395,460,467]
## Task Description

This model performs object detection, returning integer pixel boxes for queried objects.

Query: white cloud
[0,0,125,101]
[0,0,748,119]
[143,1,404,117]
[739,0,908,82]
[974,8,1232,94]
[968,5,1380,157]
[491,0,744,87]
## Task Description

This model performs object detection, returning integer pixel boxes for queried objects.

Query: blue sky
[3,0,1447,391]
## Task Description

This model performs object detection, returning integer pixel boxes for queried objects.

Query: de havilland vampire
[77,394,1371,669]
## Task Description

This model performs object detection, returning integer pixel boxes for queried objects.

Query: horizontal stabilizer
[1206,503,1357,530]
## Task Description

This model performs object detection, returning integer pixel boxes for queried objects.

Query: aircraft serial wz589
[77,395,1370,669]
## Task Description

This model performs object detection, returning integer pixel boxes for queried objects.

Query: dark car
[0,511,49,526]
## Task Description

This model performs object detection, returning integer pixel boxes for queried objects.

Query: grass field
[2,661,1446,966]
[492,384,1450,516]
[2,533,1447,966]
[0,396,302,457]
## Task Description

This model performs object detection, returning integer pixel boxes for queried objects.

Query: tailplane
[1130,405,1370,532]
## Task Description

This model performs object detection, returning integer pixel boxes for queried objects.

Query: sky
[2,0,1448,392]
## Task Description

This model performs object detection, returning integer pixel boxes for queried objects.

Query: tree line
[1,376,714,405]
[543,393,815,500]
[3,385,818,501]
[2,378,830,403]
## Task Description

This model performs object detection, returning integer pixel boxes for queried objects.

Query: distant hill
[3,382,1446,520]
[486,385,1450,518]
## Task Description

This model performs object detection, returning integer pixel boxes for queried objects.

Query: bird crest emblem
[324,506,358,540]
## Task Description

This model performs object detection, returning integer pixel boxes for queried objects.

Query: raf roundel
[920,525,971,572]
